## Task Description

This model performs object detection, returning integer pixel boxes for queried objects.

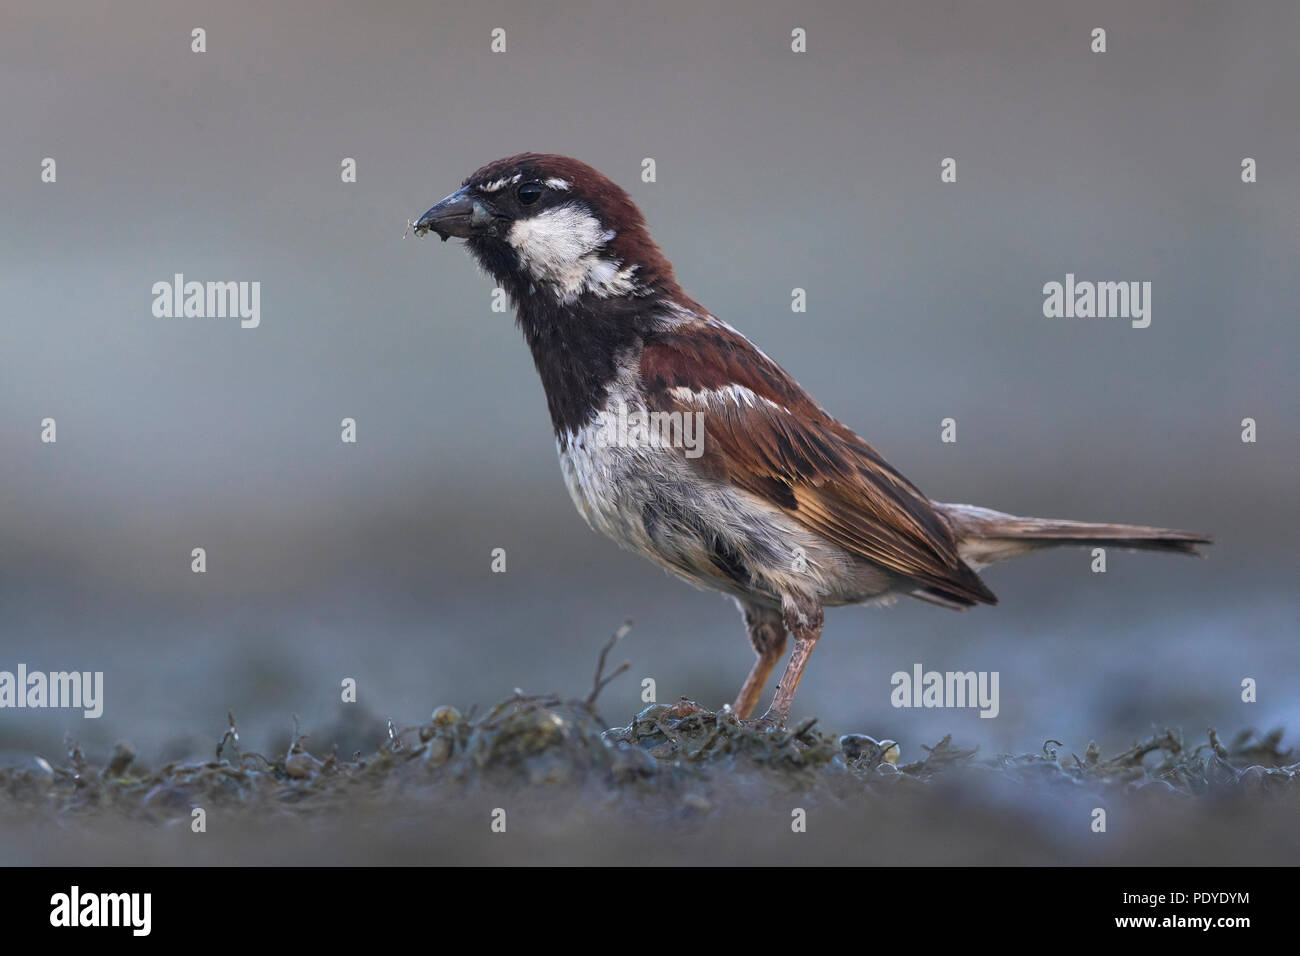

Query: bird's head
[413,153,683,306]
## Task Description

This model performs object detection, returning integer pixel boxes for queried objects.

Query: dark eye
[516,182,543,205]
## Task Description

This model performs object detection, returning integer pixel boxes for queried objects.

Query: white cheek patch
[508,204,605,270]
[506,205,639,302]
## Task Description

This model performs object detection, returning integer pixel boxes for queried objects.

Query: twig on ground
[216,711,240,762]
[586,620,633,708]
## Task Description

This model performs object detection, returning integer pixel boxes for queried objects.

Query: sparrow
[412,153,1211,726]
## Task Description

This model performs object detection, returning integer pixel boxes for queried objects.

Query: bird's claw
[741,713,783,733]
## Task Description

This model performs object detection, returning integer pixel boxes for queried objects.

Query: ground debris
[3,703,1294,827]
[1,634,1296,827]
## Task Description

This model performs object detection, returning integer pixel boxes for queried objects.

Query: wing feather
[641,323,997,606]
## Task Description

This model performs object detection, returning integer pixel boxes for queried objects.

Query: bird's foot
[714,702,779,732]
[663,698,708,720]
[741,710,784,733]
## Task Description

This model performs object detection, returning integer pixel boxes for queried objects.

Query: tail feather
[939,503,1212,569]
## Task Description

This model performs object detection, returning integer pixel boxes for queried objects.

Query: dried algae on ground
[1,628,1296,844]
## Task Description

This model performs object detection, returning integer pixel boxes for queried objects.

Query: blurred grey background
[1,0,1296,776]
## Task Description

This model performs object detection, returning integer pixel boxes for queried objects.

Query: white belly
[556,418,895,606]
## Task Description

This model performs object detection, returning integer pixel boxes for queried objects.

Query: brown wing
[640,323,997,607]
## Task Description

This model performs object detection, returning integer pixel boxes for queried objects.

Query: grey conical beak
[413,187,501,241]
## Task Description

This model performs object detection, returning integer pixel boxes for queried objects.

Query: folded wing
[640,321,998,607]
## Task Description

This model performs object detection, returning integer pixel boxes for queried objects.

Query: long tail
[939,503,1212,569]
